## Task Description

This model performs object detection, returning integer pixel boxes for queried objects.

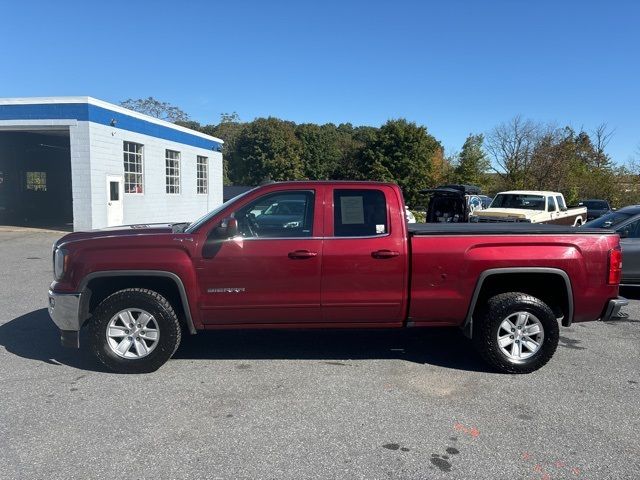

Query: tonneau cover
[408,223,614,236]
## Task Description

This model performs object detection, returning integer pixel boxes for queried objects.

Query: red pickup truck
[48,181,626,374]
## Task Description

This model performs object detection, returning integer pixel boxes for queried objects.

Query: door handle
[372,249,399,259]
[288,250,318,259]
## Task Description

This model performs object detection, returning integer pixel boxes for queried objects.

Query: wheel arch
[79,270,197,335]
[462,267,574,338]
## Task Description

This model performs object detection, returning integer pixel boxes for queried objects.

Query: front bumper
[48,290,82,348]
[601,297,628,322]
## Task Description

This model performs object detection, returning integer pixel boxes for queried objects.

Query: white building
[0,96,223,231]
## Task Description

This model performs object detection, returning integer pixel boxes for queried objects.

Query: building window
[166,150,181,194]
[197,156,208,194]
[123,142,144,193]
[26,172,47,191]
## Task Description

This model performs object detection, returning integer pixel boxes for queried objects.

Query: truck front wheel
[473,292,559,374]
[88,288,182,373]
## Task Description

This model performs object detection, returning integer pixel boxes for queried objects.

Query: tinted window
[334,189,388,237]
[556,195,566,211]
[233,191,314,238]
[584,211,633,229]
[547,197,556,212]
[618,219,640,239]
[582,200,609,209]
[490,194,545,210]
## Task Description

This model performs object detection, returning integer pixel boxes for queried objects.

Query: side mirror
[204,217,238,259]
[214,217,238,239]
[619,228,630,239]
[226,218,238,237]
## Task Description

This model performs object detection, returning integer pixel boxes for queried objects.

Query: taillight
[608,248,622,285]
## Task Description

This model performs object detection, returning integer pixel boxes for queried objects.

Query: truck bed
[407,223,619,328]
[408,223,612,235]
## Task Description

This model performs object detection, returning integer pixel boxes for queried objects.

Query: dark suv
[579,199,612,221]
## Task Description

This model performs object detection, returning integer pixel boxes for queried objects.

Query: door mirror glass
[215,217,238,238]
[226,217,238,237]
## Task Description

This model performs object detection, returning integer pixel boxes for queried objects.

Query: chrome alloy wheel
[496,311,544,361]
[106,309,160,359]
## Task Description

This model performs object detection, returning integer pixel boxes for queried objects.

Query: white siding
[69,122,93,231]
[85,122,223,230]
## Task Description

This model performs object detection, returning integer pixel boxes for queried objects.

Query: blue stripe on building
[0,103,222,151]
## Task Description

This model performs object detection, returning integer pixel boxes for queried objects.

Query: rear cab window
[333,189,388,237]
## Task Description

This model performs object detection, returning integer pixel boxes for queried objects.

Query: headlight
[53,248,68,280]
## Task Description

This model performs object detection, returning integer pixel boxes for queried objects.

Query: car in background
[479,195,493,209]
[421,184,485,223]
[250,196,310,234]
[583,205,640,285]
[471,191,587,226]
[579,199,612,221]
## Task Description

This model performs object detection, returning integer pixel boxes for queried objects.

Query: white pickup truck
[470,190,587,226]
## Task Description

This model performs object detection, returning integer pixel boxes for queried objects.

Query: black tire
[88,288,181,373]
[473,292,559,374]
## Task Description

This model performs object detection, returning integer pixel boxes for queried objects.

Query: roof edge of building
[0,96,224,144]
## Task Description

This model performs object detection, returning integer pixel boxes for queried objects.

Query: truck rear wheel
[473,292,559,374]
[88,288,181,373]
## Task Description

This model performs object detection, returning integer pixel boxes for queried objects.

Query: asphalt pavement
[0,229,638,479]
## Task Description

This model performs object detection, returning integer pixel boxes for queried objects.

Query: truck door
[547,196,557,223]
[321,186,407,325]
[197,187,323,324]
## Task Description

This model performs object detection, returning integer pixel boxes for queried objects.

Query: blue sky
[1,0,638,162]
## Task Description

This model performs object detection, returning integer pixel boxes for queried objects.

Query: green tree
[333,125,378,180]
[231,117,304,184]
[120,97,190,122]
[361,119,441,206]
[454,134,490,188]
[295,123,344,179]
[209,113,246,185]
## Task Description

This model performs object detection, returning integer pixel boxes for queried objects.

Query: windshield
[185,188,256,233]
[583,211,632,229]
[489,194,546,210]
[581,200,609,209]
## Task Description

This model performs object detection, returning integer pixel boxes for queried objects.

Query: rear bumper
[48,290,82,348]
[601,297,628,322]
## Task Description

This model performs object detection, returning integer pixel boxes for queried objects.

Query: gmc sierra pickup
[48,181,626,374]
